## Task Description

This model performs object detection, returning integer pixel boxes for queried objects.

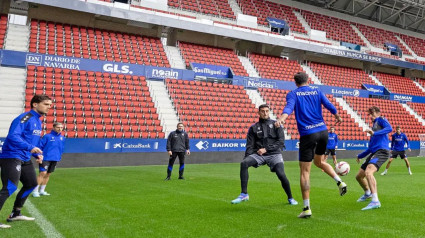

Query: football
[335,161,350,176]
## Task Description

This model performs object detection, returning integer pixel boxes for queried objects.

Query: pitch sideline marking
[26,199,64,238]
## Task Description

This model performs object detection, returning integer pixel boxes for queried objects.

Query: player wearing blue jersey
[325,127,338,165]
[275,72,344,218]
[356,106,392,211]
[32,122,65,197]
[0,95,52,228]
[381,126,412,175]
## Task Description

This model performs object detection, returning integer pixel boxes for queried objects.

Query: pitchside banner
[390,93,425,103]
[0,50,196,80]
[3,138,418,154]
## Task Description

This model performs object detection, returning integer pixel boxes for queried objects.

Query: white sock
[303,199,310,208]
[40,185,46,193]
[371,193,379,202]
[383,169,388,173]
[333,176,342,183]
[408,167,411,173]
[34,185,40,192]
[365,189,371,195]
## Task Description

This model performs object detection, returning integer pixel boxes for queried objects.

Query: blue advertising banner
[0,50,195,80]
[0,137,420,154]
[362,84,386,95]
[385,43,398,51]
[191,62,232,79]
[266,17,288,29]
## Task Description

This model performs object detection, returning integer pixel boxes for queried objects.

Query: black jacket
[245,118,285,157]
[166,130,190,152]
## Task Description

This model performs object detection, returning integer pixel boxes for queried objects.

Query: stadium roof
[291,0,425,34]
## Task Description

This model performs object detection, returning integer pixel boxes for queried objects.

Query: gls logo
[26,54,42,65]
[103,64,133,74]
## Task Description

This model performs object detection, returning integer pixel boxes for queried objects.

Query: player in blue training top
[0,95,52,228]
[275,72,344,218]
[32,122,65,197]
[381,126,412,175]
[355,106,392,211]
[325,127,338,166]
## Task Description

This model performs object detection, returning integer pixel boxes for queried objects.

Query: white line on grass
[26,200,64,238]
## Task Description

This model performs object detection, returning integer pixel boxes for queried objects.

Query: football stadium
[0,0,425,236]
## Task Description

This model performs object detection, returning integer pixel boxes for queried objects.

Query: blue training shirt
[282,86,337,136]
[38,130,65,162]
[358,117,392,158]
[391,132,409,152]
[0,110,42,162]
[327,132,338,149]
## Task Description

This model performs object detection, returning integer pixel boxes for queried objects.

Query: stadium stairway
[413,81,425,93]
[0,66,26,137]
[293,11,311,36]
[227,0,242,16]
[334,97,371,132]
[161,38,186,70]
[238,56,260,78]
[402,104,425,126]
[395,35,417,57]
[368,74,385,86]
[300,63,322,85]
[4,23,29,51]
[351,25,372,49]
[147,80,180,136]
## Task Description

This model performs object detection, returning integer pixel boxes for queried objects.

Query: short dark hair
[396,126,401,129]
[53,122,63,127]
[367,106,380,114]
[177,122,184,127]
[294,72,308,85]
[30,95,52,108]
[330,126,335,129]
[258,104,269,111]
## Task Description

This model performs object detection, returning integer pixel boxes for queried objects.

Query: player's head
[294,72,308,86]
[330,127,335,133]
[258,104,270,120]
[396,126,401,134]
[31,95,52,115]
[53,122,64,133]
[177,123,184,131]
[367,106,381,120]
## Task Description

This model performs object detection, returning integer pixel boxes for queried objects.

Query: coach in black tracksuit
[165,123,190,180]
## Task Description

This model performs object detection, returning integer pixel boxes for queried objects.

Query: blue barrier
[2,137,418,154]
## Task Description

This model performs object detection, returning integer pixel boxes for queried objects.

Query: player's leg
[355,168,371,202]
[8,161,37,222]
[298,161,312,218]
[381,156,395,175]
[331,152,337,166]
[401,153,412,174]
[313,131,346,196]
[271,155,297,205]
[361,164,381,210]
[32,171,46,197]
[166,152,178,180]
[362,150,388,210]
[231,155,258,204]
[0,159,20,228]
[177,152,185,179]
[39,173,52,196]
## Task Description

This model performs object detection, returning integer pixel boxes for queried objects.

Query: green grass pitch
[0,157,424,237]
